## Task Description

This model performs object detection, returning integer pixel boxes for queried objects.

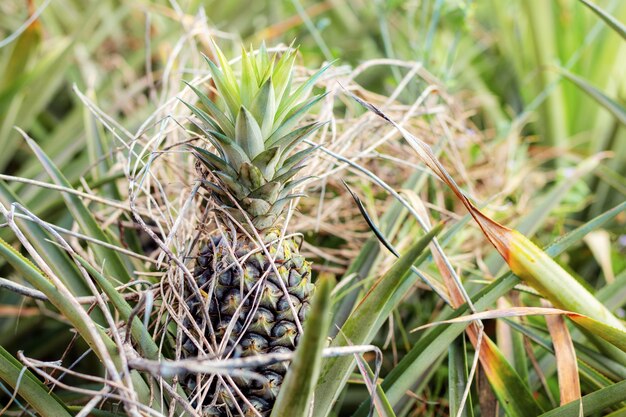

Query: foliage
[0,0,624,416]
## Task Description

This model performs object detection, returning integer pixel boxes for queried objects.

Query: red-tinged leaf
[472,334,544,417]
[0,1,41,92]
[352,203,626,417]
[506,230,625,331]
[543,301,581,405]
[350,93,625,333]
[435,308,544,416]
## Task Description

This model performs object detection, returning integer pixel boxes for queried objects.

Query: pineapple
[180,44,328,416]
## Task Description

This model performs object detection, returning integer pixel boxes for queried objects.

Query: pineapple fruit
[180,44,328,416]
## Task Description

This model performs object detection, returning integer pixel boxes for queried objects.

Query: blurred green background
[1,0,624,214]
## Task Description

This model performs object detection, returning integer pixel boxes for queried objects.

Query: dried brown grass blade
[542,301,581,406]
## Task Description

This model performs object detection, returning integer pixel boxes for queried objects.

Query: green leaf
[239,47,258,108]
[277,146,318,175]
[0,237,106,353]
[546,201,626,257]
[75,256,190,411]
[559,68,626,126]
[0,1,124,172]
[0,181,89,296]
[0,238,156,410]
[214,171,248,199]
[351,274,522,417]
[313,225,441,417]
[66,406,127,417]
[568,315,626,353]
[74,255,159,360]
[480,337,543,417]
[277,60,334,120]
[180,99,221,134]
[539,380,626,416]
[257,42,271,77]
[355,359,398,417]
[268,194,305,216]
[351,201,626,416]
[240,162,265,189]
[248,180,280,202]
[333,171,426,331]
[0,14,40,94]
[507,229,625,333]
[235,106,264,159]
[264,194,306,217]
[200,127,250,169]
[250,77,276,138]
[272,165,305,186]
[211,41,240,91]
[244,197,271,216]
[272,49,297,104]
[597,268,626,311]
[448,338,470,417]
[506,318,625,384]
[248,43,271,85]
[578,0,626,39]
[605,407,626,417]
[183,82,235,138]
[203,54,240,119]
[271,274,334,417]
[267,122,324,151]
[0,345,72,417]
[270,93,327,143]
[251,147,281,179]
[190,145,236,177]
[279,177,311,199]
[484,153,605,274]
[21,134,132,283]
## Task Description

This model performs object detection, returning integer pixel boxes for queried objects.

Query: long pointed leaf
[539,380,626,416]
[0,181,89,295]
[478,336,544,416]
[578,0,626,39]
[0,345,71,417]
[20,133,132,283]
[183,82,235,138]
[0,238,155,409]
[313,225,441,417]
[352,201,626,416]
[271,274,334,416]
[448,338,470,417]
[559,69,626,126]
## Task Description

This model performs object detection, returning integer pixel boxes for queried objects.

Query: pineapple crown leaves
[184,42,332,230]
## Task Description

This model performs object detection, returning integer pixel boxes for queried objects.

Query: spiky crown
[185,44,329,231]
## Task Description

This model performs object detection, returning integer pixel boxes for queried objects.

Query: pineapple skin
[183,229,314,416]
[179,43,328,416]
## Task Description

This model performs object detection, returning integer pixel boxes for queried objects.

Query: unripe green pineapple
[180,44,328,416]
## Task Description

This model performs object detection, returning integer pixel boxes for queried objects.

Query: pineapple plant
[180,44,329,416]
